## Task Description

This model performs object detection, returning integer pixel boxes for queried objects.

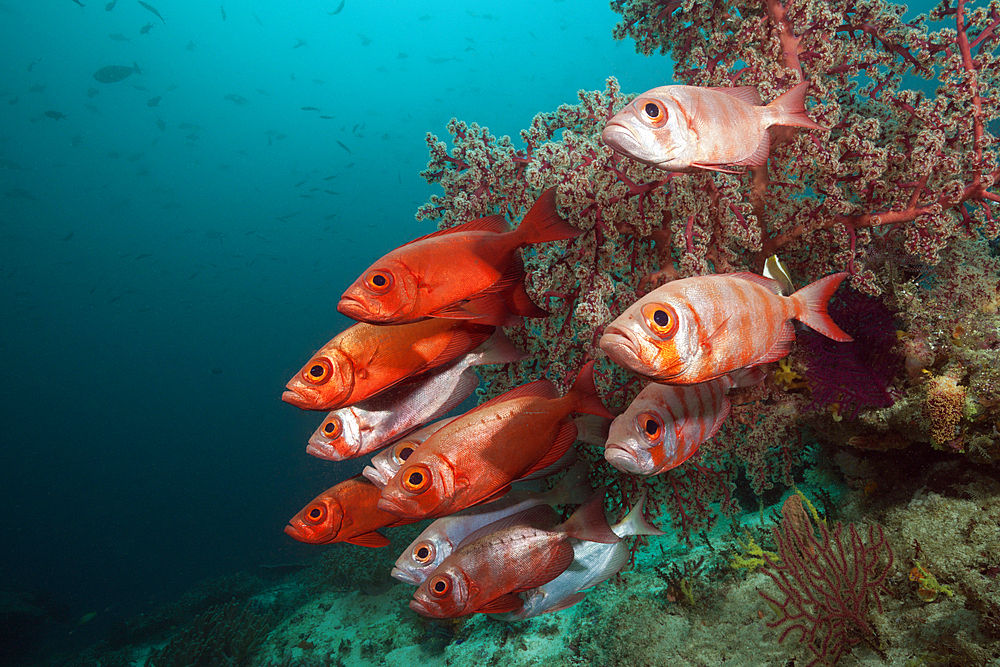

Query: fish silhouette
[137,0,164,22]
[93,62,140,83]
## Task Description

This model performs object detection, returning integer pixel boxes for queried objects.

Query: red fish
[601,81,826,172]
[282,318,494,411]
[600,272,851,384]
[409,491,619,618]
[377,361,614,520]
[337,187,581,325]
[284,476,418,547]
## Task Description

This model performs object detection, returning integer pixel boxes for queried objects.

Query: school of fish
[282,80,850,619]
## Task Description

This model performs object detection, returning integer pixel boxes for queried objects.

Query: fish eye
[304,504,327,524]
[303,358,333,385]
[641,303,679,338]
[637,412,663,443]
[638,99,667,126]
[401,464,432,494]
[364,270,394,295]
[322,417,342,438]
[393,441,416,463]
[428,574,452,598]
[413,541,436,565]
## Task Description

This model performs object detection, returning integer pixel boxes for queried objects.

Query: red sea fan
[798,289,903,419]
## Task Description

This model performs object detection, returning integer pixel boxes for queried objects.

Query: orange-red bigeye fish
[601,81,826,172]
[282,319,495,411]
[600,272,852,384]
[337,187,582,326]
[409,492,619,618]
[306,328,523,461]
[605,368,764,476]
[377,361,614,520]
[284,476,418,548]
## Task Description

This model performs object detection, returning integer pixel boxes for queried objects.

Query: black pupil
[408,472,423,486]
[645,419,658,436]
[653,309,670,327]
[644,102,658,117]
[309,508,321,519]
[399,446,413,460]
[324,422,336,434]
[372,273,387,287]
[417,547,429,558]
[309,364,324,377]
[434,580,446,592]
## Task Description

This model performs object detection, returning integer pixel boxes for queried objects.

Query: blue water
[0,0,668,659]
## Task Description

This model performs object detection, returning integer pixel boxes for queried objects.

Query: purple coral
[798,288,903,419]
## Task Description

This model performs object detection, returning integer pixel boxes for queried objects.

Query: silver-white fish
[605,368,764,476]
[390,461,592,585]
[601,81,825,172]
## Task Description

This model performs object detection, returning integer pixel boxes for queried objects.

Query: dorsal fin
[729,271,783,294]
[467,378,560,415]
[403,215,508,246]
[708,86,762,106]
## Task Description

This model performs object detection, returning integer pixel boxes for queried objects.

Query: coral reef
[416,0,1000,547]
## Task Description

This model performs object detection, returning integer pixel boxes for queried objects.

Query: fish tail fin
[515,187,582,246]
[133,61,142,74]
[790,272,853,342]
[559,489,619,544]
[768,81,826,131]
[566,360,615,419]
[616,490,666,538]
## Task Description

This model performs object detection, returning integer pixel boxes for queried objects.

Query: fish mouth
[604,444,649,475]
[362,467,390,488]
[408,599,438,618]
[601,122,642,155]
[283,523,306,541]
[281,389,310,409]
[305,442,337,461]
[376,495,409,517]
[390,566,422,585]
[337,295,374,321]
[599,326,639,364]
